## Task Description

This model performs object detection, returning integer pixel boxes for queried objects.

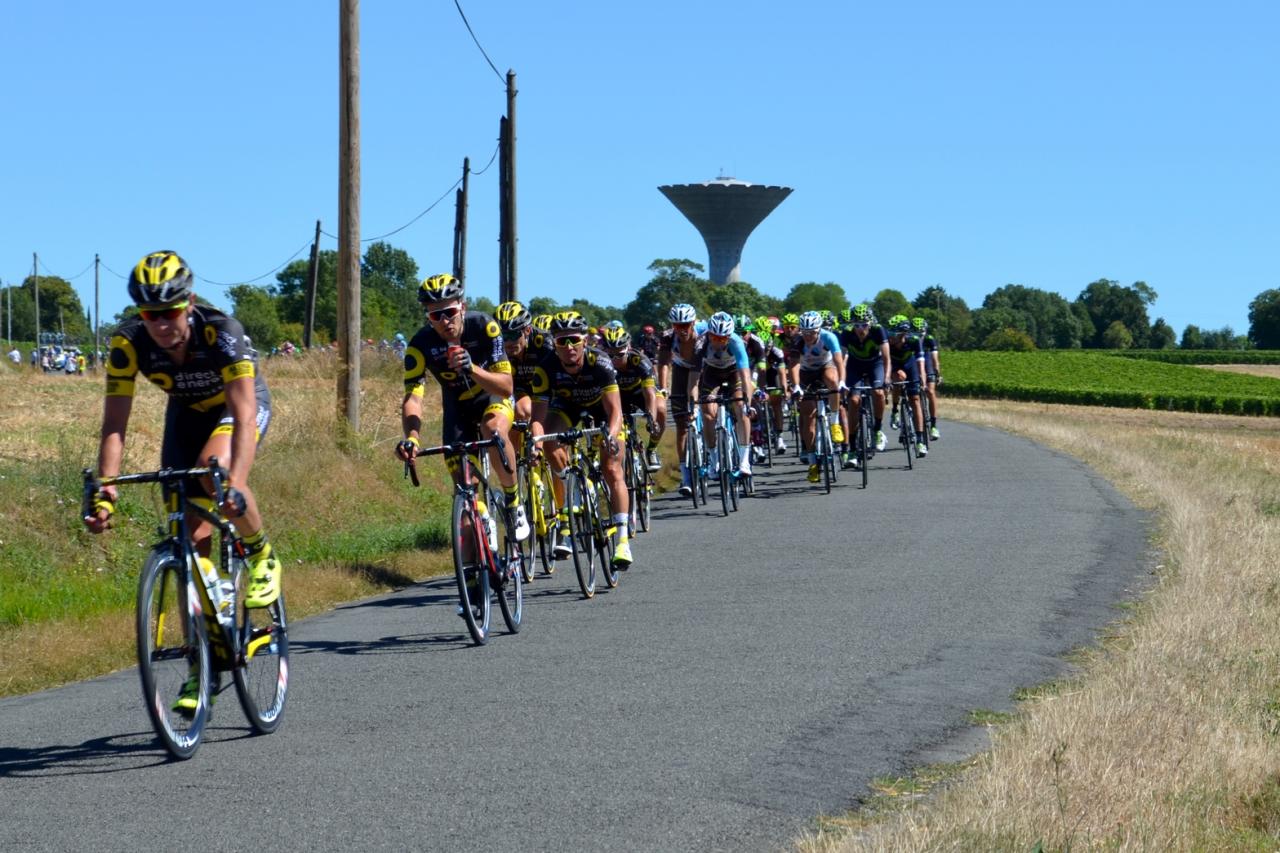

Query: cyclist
[838,303,891,466]
[637,324,660,361]
[531,311,633,568]
[787,310,845,483]
[656,303,705,497]
[85,250,280,713]
[395,274,530,546]
[886,314,929,458]
[914,316,942,440]
[752,314,789,454]
[699,312,755,479]
[601,325,664,471]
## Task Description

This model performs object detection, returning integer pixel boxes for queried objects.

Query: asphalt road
[0,422,1149,852]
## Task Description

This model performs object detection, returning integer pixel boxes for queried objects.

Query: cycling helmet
[734,314,753,334]
[417,273,464,304]
[532,314,553,332]
[838,307,854,326]
[798,311,823,331]
[668,303,697,324]
[494,301,532,333]
[550,311,588,335]
[912,317,928,333]
[851,303,874,324]
[781,312,800,328]
[820,310,836,330]
[707,311,735,337]
[642,324,655,334]
[601,326,631,350]
[753,316,772,336]
[128,251,194,306]
[889,314,911,333]
[603,319,624,331]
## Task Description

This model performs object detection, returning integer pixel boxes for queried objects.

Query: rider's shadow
[0,732,175,776]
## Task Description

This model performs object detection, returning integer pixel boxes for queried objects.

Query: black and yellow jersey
[403,311,511,403]
[838,325,889,364]
[510,333,554,398]
[531,346,619,409]
[105,306,265,411]
[611,348,656,398]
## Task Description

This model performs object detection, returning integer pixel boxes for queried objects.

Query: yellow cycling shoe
[244,544,282,609]
[831,423,845,444]
[172,674,200,716]
[807,464,821,483]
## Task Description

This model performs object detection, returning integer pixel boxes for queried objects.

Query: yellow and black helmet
[532,314,553,332]
[128,251,194,306]
[494,301,532,333]
[417,273,464,305]
[600,325,631,350]
[550,311,588,335]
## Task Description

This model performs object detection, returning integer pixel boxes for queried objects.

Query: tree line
[4,246,1280,353]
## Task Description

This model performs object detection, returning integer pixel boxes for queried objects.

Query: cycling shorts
[698,366,742,398]
[847,361,886,390]
[668,364,698,420]
[798,366,836,393]
[441,392,515,445]
[890,361,922,397]
[161,386,272,470]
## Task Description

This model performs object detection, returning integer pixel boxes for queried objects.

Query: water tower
[658,176,792,284]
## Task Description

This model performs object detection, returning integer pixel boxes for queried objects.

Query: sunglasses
[138,301,190,322]
[782,326,798,333]
[853,322,870,329]
[427,305,462,322]
[554,335,585,348]
[501,329,526,342]
[672,322,694,331]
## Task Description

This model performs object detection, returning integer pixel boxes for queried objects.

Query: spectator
[7,345,20,364]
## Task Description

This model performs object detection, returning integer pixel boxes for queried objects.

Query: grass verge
[798,398,1280,851]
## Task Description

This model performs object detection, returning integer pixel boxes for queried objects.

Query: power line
[454,0,505,85]
[36,256,95,281]
[197,238,315,287]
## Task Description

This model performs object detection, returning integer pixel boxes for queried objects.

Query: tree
[782,282,849,315]
[1180,324,1204,349]
[623,259,712,329]
[1100,320,1134,349]
[981,284,1087,349]
[526,296,562,317]
[1247,289,1280,349]
[970,306,1031,344]
[569,298,624,328]
[228,285,283,350]
[275,249,337,340]
[1148,318,1177,349]
[913,285,974,349]
[982,328,1036,351]
[870,288,911,324]
[2,285,36,342]
[1077,279,1153,348]
[17,275,91,344]
[706,280,782,319]
[361,241,420,337]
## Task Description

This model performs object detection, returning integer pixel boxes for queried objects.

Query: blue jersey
[787,329,842,370]
[701,332,750,372]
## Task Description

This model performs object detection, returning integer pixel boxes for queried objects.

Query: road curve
[0,422,1149,852]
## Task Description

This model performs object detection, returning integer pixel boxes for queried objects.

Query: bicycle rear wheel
[137,547,210,760]
[683,429,700,509]
[231,555,289,735]
[569,474,597,598]
[532,463,557,575]
[899,398,915,470]
[858,407,871,489]
[495,525,524,634]
[637,463,652,533]
[592,478,620,589]
[452,496,491,645]
[726,433,741,511]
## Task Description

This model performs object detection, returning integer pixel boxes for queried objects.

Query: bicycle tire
[726,431,741,511]
[452,495,491,645]
[638,463,652,532]
[919,393,932,452]
[495,527,524,634]
[517,464,539,583]
[683,428,700,509]
[592,478,620,589]
[231,556,289,735]
[762,404,774,468]
[137,547,210,759]
[900,398,915,471]
[533,462,557,575]
[859,405,871,489]
[717,434,732,517]
[696,430,710,505]
[568,474,596,598]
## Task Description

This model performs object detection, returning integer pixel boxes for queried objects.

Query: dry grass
[799,398,1280,851]
[1195,364,1280,380]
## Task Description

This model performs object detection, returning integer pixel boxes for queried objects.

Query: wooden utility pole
[337,0,361,432]
[453,157,470,282]
[94,254,100,370]
[32,253,40,349]
[505,70,517,301]
[304,219,321,349]
[498,116,509,303]
[6,281,12,346]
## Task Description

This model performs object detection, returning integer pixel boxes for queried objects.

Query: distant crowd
[7,344,97,375]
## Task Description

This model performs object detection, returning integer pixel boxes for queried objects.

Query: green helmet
[734,314,753,334]
[781,312,800,328]
[912,316,928,333]
[851,303,874,324]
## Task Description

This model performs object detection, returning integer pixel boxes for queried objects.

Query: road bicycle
[532,423,618,598]
[406,435,524,644]
[801,387,839,493]
[847,382,876,489]
[514,421,558,580]
[750,387,781,468]
[622,409,654,535]
[700,384,748,515]
[889,380,921,470]
[81,460,288,760]
[680,403,710,509]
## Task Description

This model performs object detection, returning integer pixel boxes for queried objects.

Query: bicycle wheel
[495,517,524,634]
[899,399,915,471]
[696,430,710,505]
[919,393,932,452]
[726,432,741,512]
[231,554,289,735]
[624,440,640,537]
[137,547,210,760]
[762,405,774,468]
[683,429,700,509]
[637,463,652,533]
[452,495,491,645]
[568,473,596,598]
[517,464,539,583]
[717,433,732,517]
[858,406,871,489]
[533,462,557,576]
[592,478,620,589]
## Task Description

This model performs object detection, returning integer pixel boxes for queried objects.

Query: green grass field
[942,350,1280,415]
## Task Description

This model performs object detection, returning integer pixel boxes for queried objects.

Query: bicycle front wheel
[532,463,557,576]
[717,437,732,517]
[568,474,597,598]
[859,408,871,489]
[592,478,619,589]
[452,496,491,645]
[137,547,210,760]
[232,555,289,735]
[496,530,524,634]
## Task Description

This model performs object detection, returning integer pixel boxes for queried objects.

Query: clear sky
[3,1,1276,337]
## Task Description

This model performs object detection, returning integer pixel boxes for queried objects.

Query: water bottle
[196,556,234,627]
[481,510,498,553]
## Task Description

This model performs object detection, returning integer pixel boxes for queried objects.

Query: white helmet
[799,311,823,331]
[668,303,697,324]
[707,312,735,336]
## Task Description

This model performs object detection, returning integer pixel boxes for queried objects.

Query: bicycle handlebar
[81,459,232,521]
[404,434,511,488]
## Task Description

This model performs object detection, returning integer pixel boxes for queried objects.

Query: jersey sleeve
[203,314,257,385]
[480,314,511,374]
[104,327,141,398]
[728,336,750,370]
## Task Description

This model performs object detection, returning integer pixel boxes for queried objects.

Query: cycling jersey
[106,306,266,410]
[787,329,842,370]
[612,348,657,407]
[741,333,767,370]
[403,311,512,403]
[657,323,709,371]
[701,332,750,372]
[532,346,620,428]
[887,333,926,370]
[637,333,660,362]
[509,334,554,398]
[838,325,888,364]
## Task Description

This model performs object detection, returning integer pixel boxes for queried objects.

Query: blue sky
[3,1,1276,337]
